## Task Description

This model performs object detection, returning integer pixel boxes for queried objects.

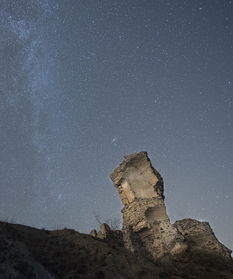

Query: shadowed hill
[0,152,232,278]
[0,221,233,279]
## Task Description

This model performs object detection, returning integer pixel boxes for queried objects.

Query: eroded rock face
[111,152,232,261]
[0,151,232,278]
[111,152,164,204]
[174,218,232,259]
[111,152,186,259]
[90,223,124,247]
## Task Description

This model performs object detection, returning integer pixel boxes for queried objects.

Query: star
[111,137,117,144]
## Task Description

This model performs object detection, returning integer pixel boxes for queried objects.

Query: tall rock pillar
[111,152,186,259]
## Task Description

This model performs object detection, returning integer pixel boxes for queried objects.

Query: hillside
[0,220,232,279]
[0,152,232,279]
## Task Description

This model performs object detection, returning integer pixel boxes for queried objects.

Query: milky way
[0,0,233,250]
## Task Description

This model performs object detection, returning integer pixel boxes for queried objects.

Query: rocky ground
[0,220,232,279]
[1,152,232,278]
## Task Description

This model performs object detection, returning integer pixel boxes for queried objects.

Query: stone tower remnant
[110,151,232,260]
[110,152,186,259]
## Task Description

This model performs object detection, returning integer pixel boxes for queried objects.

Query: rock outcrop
[93,223,124,247]
[174,218,232,259]
[0,151,232,279]
[1,220,232,279]
[110,151,232,261]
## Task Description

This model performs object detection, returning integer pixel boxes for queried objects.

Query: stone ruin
[93,151,232,261]
[110,151,186,259]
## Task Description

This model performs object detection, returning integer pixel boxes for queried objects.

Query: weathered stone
[111,151,232,261]
[174,218,232,259]
[89,229,98,238]
[111,151,185,259]
[111,151,164,205]
[97,223,111,239]
[96,223,124,247]
[0,151,232,278]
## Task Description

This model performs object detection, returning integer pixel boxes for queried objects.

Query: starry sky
[0,0,233,249]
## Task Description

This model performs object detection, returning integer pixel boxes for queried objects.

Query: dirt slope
[0,221,232,279]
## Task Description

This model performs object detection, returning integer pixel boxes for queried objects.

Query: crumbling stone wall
[174,218,232,259]
[90,224,124,248]
[111,152,164,205]
[111,152,186,259]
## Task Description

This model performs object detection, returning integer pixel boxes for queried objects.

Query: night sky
[0,0,232,250]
